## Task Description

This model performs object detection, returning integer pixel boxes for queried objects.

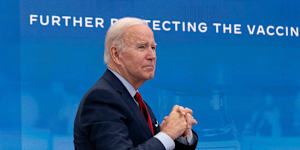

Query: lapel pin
[155,121,159,127]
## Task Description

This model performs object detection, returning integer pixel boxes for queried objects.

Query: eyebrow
[137,41,157,46]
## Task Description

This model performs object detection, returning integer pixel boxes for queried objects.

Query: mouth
[143,65,155,69]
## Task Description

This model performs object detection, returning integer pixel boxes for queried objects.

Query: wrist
[161,130,176,140]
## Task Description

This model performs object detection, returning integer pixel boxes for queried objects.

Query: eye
[138,45,145,49]
[151,46,156,50]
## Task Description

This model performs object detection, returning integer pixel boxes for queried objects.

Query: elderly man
[74,17,198,150]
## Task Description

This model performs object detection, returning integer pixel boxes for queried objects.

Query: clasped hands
[160,105,197,140]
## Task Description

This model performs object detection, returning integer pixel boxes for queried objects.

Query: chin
[147,73,155,80]
[143,73,155,80]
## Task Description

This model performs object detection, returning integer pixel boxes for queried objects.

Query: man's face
[118,24,156,85]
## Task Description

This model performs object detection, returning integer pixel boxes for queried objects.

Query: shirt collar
[108,68,137,98]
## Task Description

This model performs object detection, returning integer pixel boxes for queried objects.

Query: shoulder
[81,69,123,105]
[78,77,125,116]
[75,75,124,118]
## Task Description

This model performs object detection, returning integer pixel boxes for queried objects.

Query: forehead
[123,24,155,43]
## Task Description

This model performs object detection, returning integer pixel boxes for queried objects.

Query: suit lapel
[145,102,160,134]
[101,69,153,137]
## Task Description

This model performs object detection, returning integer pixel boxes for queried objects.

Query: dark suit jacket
[74,69,198,150]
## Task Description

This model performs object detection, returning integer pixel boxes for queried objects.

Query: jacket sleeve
[174,130,198,150]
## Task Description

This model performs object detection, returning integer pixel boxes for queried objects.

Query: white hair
[104,17,147,64]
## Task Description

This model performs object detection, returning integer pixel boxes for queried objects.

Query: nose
[146,47,156,60]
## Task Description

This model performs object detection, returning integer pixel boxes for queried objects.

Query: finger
[184,129,191,139]
[185,113,193,126]
[170,105,183,117]
[186,131,191,139]
[164,116,169,120]
[183,131,188,137]
[191,117,198,125]
[187,114,197,124]
[177,106,186,115]
[170,105,183,116]
[185,114,197,127]
[184,107,193,115]
[172,105,179,111]
[160,120,166,128]
[186,134,190,139]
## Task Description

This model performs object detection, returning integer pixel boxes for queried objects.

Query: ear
[110,45,122,65]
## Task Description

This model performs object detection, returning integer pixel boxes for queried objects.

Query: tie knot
[134,92,143,102]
